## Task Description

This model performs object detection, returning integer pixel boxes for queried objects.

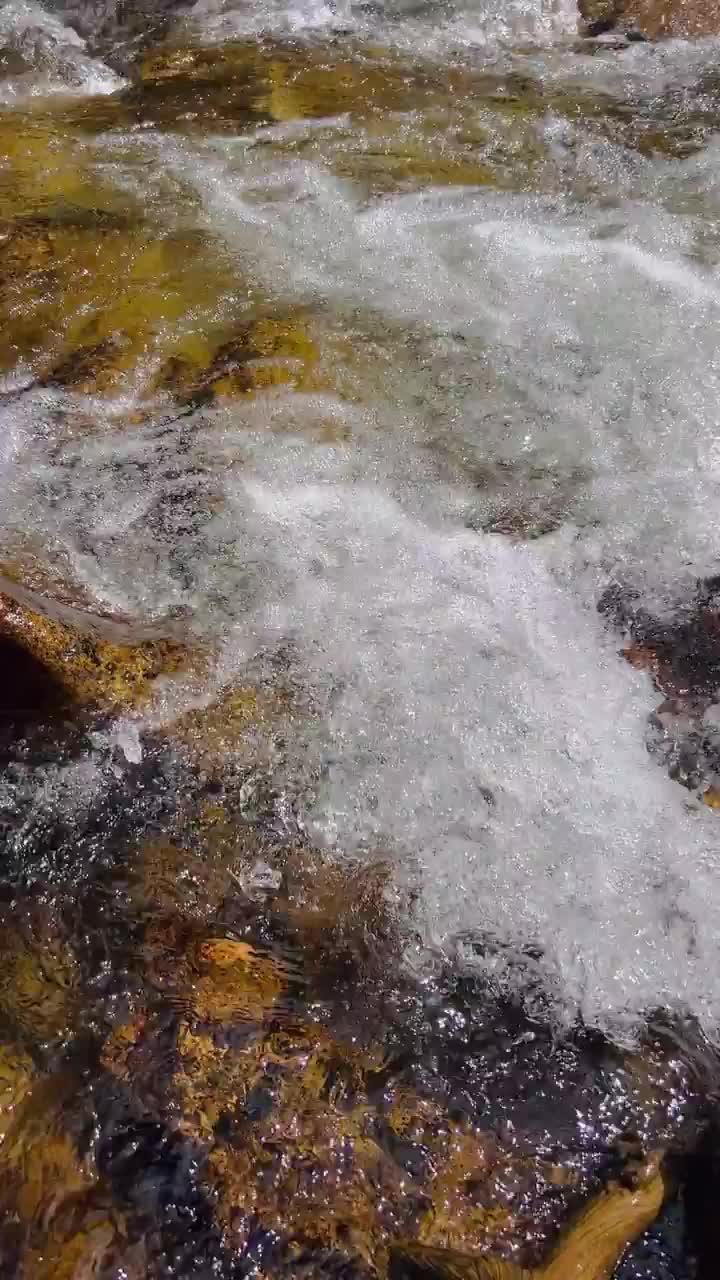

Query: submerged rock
[0,1069,97,1248]
[0,204,242,395]
[0,912,79,1044]
[0,1045,36,1142]
[141,918,292,1025]
[23,0,184,69]
[21,1201,123,1280]
[391,1148,668,1280]
[603,577,720,798]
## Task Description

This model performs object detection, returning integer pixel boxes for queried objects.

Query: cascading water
[1,0,719,1274]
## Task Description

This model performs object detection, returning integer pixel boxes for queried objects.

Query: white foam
[3,32,720,1039]
[183,0,577,49]
[143,135,720,605]
[6,386,719,1036]
[0,1,123,101]
[215,476,719,1040]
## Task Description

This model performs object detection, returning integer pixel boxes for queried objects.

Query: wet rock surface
[0,846,703,1280]
[0,581,187,714]
[0,685,709,1277]
[602,578,720,799]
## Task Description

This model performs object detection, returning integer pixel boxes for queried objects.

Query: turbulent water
[2,0,720,1049]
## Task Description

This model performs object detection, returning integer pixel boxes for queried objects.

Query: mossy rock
[0,1071,97,1226]
[0,1044,36,1141]
[167,680,299,778]
[0,1069,117,1278]
[275,847,400,976]
[87,840,685,1277]
[0,578,186,715]
[139,915,292,1026]
[0,116,135,225]
[136,42,458,127]
[149,311,329,406]
[172,1018,413,1265]
[167,1014,575,1270]
[21,1201,123,1280]
[391,1148,668,1280]
[0,169,341,404]
[0,109,253,390]
[0,207,243,392]
[0,907,79,1044]
[127,837,240,923]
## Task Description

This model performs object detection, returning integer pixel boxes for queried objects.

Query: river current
[1,0,719,1274]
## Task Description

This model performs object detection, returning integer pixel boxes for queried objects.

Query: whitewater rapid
[2,0,720,1040]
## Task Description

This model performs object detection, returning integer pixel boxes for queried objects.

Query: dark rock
[0,632,68,728]
[684,1119,720,1280]
[43,0,186,64]
[579,0,720,39]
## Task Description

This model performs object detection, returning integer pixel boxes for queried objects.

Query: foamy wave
[183,0,577,50]
[0,1,123,101]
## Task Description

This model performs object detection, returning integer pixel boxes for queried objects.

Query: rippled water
[1,0,720,1274]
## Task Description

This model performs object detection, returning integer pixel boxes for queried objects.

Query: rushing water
[1,0,720,1275]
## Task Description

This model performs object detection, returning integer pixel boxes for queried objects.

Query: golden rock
[392,1149,668,1280]
[277,848,399,978]
[100,1015,148,1083]
[418,1128,513,1252]
[129,838,236,923]
[0,1045,37,1143]
[0,583,186,713]
[0,1073,96,1230]
[0,917,79,1044]
[22,1206,120,1280]
[189,935,291,1025]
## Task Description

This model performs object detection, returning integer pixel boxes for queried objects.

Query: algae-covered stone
[0,154,340,403]
[170,1014,573,1270]
[0,1072,97,1228]
[392,1149,668,1280]
[129,838,237,922]
[0,912,79,1044]
[0,109,249,389]
[276,848,399,975]
[0,212,242,392]
[21,1204,121,1280]
[0,115,132,225]
[0,580,186,713]
[174,1018,410,1265]
[101,1014,149,1083]
[137,42,457,126]
[140,913,291,1027]
[417,1128,514,1252]
[150,311,328,405]
[0,1045,36,1142]
[169,681,299,777]
[190,935,290,1024]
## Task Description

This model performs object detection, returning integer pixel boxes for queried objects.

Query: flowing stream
[1,0,720,1275]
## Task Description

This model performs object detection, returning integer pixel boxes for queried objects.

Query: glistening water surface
[0,0,719,1275]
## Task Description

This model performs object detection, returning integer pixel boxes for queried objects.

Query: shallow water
[1,0,720,1274]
